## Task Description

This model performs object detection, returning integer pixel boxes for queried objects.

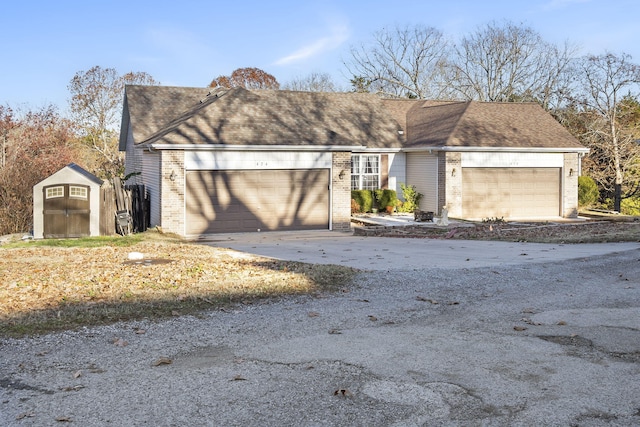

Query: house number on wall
[256,162,268,166]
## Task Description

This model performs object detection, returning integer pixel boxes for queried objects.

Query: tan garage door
[462,168,560,219]
[186,169,329,234]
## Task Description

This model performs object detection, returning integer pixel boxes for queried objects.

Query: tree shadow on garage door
[185,169,330,234]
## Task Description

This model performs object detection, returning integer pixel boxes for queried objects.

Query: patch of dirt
[360,220,640,243]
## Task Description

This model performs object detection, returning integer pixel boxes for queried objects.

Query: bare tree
[570,53,640,211]
[0,105,78,234]
[68,66,158,178]
[446,21,576,107]
[344,24,449,99]
[209,67,280,90]
[283,72,339,92]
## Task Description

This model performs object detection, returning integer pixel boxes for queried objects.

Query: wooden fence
[99,181,149,236]
[100,184,117,235]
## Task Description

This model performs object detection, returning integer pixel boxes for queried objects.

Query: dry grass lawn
[0,233,356,337]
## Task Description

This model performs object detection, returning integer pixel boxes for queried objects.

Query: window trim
[69,185,88,200]
[46,186,65,199]
[351,154,380,190]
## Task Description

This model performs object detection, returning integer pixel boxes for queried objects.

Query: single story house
[119,85,588,237]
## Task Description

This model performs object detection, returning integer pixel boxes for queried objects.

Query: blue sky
[1,0,638,113]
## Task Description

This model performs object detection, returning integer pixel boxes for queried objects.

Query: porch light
[170,170,176,181]
[569,168,574,177]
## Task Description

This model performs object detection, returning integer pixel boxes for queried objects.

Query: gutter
[143,143,364,152]
[401,146,590,154]
[142,143,588,155]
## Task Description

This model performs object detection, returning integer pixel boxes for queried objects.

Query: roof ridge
[140,88,240,144]
[198,86,230,103]
[472,100,540,105]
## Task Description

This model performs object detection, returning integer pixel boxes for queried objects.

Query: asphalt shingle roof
[123,85,404,149]
[404,100,585,150]
[121,86,585,152]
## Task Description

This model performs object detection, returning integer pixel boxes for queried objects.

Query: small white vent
[200,88,227,103]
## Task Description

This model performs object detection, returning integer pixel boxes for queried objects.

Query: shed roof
[66,163,104,185]
[35,163,103,188]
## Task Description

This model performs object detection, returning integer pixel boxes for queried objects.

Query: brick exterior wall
[563,153,580,218]
[160,150,185,235]
[332,152,352,231]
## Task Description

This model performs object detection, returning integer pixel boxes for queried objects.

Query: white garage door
[462,168,560,219]
[186,169,329,234]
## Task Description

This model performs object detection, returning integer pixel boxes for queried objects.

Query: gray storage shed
[33,163,103,239]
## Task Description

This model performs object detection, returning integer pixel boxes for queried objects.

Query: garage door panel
[186,170,329,234]
[463,168,560,219]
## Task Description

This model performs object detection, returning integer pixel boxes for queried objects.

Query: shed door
[186,169,329,234]
[462,168,560,219]
[43,184,91,238]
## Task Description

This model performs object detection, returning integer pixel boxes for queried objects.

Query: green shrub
[621,197,640,216]
[374,189,397,210]
[398,183,423,213]
[578,176,599,208]
[351,190,374,212]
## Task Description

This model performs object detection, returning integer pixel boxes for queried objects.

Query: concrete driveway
[202,230,639,270]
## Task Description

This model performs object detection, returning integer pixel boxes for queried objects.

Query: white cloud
[274,22,349,66]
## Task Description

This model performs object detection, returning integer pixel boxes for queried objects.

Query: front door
[43,184,91,238]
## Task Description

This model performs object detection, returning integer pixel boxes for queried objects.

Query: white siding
[185,151,332,170]
[406,153,438,212]
[142,151,161,227]
[124,126,144,185]
[388,152,406,196]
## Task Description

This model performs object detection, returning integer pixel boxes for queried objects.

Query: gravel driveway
[1,238,639,426]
